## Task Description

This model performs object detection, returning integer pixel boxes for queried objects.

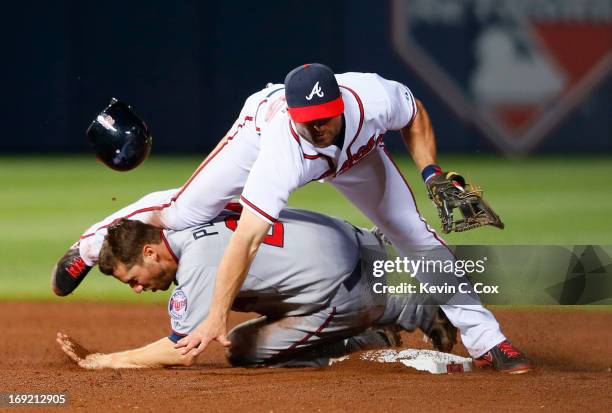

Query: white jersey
[239,72,417,224]
[165,206,368,337]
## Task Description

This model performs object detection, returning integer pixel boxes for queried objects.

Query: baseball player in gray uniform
[56,205,455,369]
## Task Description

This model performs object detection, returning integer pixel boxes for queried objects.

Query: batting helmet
[86,98,153,171]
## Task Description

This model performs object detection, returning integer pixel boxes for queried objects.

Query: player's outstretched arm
[175,208,271,356]
[56,332,198,369]
[400,99,438,172]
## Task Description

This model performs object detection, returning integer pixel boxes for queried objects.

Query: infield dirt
[1,303,610,412]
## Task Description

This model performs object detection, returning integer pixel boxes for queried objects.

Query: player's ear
[142,244,158,262]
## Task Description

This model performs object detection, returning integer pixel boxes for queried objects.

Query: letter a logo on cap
[285,63,344,122]
[305,81,324,101]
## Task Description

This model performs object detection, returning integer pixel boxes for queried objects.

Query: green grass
[1,154,611,303]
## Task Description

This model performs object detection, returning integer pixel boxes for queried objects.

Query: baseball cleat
[51,243,92,296]
[474,340,533,374]
[426,308,458,353]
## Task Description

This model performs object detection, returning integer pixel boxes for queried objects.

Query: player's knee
[226,328,258,366]
[159,206,192,231]
[225,343,266,367]
[226,348,253,367]
[225,317,265,365]
[226,331,280,367]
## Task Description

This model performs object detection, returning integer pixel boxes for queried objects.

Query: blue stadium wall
[2,0,610,154]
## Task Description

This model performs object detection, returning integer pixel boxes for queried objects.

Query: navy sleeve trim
[168,330,188,343]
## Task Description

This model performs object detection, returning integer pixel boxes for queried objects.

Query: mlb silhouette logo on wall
[392,0,612,154]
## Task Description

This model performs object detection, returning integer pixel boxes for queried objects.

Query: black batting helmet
[86,98,153,171]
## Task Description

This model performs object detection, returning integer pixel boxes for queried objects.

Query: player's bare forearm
[400,99,438,172]
[208,209,271,321]
[57,333,196,369]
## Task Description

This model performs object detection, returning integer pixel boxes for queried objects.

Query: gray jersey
[166,205,366,338]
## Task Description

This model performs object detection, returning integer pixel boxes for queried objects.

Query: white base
[331,349,473,374]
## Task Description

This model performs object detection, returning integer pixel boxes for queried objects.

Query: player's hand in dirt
[174,316,231,356]
[56,332,108,369]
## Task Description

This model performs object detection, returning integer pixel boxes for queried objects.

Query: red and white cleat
[474,340,533,374]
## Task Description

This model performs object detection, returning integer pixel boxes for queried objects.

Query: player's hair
[98,219,162,275]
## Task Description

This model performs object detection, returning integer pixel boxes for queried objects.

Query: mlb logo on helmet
[284,63,345,122]
[391,0,612,154]
[97,114,116,131]
[169,289,188,320]
[86,98,153,171]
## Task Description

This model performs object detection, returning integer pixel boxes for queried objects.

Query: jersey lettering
[192,223,219,240]
[337,134,384,175]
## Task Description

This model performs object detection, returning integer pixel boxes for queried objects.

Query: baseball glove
[426,171,504,234]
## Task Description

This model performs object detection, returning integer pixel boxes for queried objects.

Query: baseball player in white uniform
[53,63,531,373]
[56,206,454,369]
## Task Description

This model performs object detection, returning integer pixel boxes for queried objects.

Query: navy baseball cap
[284,63,344,123]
